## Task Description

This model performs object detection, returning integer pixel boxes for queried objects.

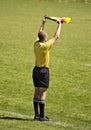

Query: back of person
[32,15,61,121]
[34,39,53,68]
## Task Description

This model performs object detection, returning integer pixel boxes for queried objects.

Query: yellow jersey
[34,39,53,68]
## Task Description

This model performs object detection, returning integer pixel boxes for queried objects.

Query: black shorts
[32,66,49,88]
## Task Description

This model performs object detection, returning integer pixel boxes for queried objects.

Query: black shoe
[34,115,40,121]
[39,116,52,121]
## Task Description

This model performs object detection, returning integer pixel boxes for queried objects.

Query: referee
[32,15,61,121]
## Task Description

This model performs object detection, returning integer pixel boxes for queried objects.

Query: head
[38,31,48,42]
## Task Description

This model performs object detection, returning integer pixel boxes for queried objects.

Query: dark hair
[38,31,47,42]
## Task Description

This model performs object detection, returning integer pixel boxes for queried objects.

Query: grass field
[0,0,91,130]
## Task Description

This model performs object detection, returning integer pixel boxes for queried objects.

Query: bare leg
[33,87,48,120]
[39,87,47,100]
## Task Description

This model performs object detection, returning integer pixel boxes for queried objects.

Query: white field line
[0,110,33,119]
[48,121,87,130]
[0,110,87,130]
[84,64,91,67]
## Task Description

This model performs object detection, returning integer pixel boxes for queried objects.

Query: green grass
[0,0,91,130]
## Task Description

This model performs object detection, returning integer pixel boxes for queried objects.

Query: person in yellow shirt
[32,16,61,121]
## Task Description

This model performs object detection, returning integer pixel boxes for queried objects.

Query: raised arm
[38,16,46,33]
[52,21,61,43]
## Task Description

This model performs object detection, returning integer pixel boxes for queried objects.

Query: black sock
[39,100,45,118]
[33,98,39,116]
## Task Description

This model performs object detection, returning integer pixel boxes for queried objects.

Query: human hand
[42,15,47,22]
[57,19,61,24]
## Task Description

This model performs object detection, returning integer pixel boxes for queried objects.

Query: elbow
[53,33,60,42]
